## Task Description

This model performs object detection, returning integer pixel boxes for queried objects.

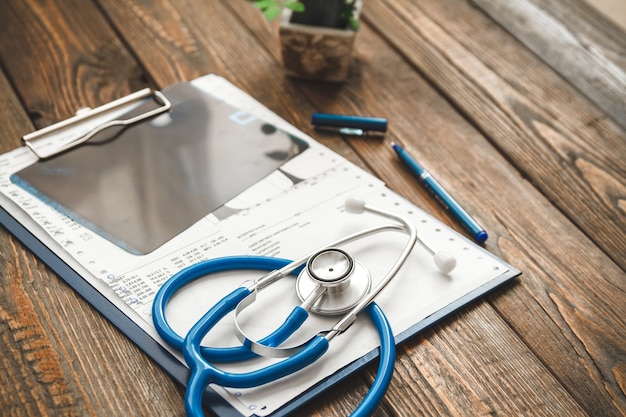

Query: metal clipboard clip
[22,88,171,159]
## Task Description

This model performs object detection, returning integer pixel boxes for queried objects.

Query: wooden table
[1,1,624,416]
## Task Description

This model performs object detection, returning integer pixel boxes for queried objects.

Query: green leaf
[254,0,274,9]
[285,0,305,12]
[263,4,282,20]
[349,17,360,31]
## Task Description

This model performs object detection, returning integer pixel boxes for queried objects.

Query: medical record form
[0,74,519,417]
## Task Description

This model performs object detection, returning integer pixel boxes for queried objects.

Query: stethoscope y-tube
[152,197,456,416]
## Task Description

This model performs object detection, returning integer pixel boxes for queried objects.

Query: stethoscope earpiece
[344,195,367,214]
[344,197,457,274]
[434,251,456,274]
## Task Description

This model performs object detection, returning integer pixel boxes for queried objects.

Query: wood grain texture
[0,0,147,126]
[363,0,626,271]
[0,0,624,416]
[472,0,626,129]
[331,17,625,415]
[0,3,185,417]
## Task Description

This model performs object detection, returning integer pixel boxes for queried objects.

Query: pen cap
[311,113,388,132]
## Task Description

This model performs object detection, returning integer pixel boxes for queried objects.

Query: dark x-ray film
[11,83,309,254]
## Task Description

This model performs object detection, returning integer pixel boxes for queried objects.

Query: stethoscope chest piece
[296,248,371,315]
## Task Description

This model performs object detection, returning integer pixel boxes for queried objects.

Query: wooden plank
[363,0,626,271]
[361,0,626,414]
[0,1,147,127]
[386,302,587,416]
[584,0,626,31]
[0,72,33,153]
[0,74,186,416]
[472,0,626,129]
[0,3,186,416]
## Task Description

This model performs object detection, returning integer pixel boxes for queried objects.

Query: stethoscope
[152,197,457,417]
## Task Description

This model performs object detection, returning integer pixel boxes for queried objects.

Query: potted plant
[246,0,362,82]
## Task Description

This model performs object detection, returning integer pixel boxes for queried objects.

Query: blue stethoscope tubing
[153,256,308,363]
[152,255,395,417]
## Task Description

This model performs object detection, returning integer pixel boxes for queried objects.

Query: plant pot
[278,1,361,82]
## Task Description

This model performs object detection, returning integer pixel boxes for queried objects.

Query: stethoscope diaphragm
[296,248,372,315]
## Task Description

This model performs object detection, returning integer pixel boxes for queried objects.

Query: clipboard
[11,82,309,254]
[0,74,520,417]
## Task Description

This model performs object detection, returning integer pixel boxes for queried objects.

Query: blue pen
[311,113,387,136]
[391,142,488,243]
